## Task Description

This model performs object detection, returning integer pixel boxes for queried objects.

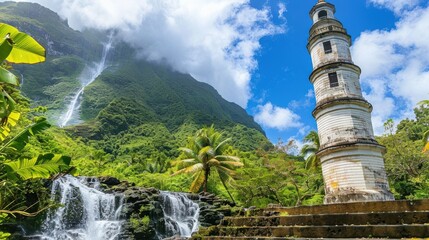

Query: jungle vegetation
[0,2,428,238]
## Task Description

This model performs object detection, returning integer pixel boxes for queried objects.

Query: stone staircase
[195,199,429,239]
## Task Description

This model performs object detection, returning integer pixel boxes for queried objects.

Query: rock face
[100,177,235,240]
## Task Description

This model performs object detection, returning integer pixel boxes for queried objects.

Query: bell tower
[307,1,394,203]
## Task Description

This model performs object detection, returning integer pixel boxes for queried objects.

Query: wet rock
[99,176,121,186]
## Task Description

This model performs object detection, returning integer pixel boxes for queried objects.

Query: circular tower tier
[318,143,394,204]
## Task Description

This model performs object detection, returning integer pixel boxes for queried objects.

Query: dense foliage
[0,22,73,238]
[378,103,429,199]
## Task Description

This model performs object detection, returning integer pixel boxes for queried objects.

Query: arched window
[318,10,328,19]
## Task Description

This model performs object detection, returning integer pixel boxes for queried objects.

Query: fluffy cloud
[352,4,429,134]
[5,0,284,107]
[369,0,421,14]
[254,102,303,130]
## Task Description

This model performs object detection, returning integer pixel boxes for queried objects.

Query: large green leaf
[0,38,12,62]
[0,111,19,141]
[0,23,45,64]
[2,118,51,152]
[3,154,71,181]
[0,67,18,86]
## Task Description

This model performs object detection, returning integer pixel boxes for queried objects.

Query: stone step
[222,211,429,227]
[201,237,403,240]
[252,199,429,216]
[214,225,429,238]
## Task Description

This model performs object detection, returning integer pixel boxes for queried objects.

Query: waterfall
[35,175,124,240]
[59,33,114,127]
[160,191,200,238]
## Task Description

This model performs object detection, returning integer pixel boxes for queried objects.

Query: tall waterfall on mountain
[160,191,200,238]
[37,176,124,240]
[59,34,114,127]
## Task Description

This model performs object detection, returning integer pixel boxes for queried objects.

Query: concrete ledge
[216,225,429,238]
[222,211,429,227]
[255,199,429,216]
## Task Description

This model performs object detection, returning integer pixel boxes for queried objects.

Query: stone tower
[307,0,394,204]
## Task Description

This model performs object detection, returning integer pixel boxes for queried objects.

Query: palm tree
[300,131,320,169]
[172,126,243,200]
[418,100,429,152]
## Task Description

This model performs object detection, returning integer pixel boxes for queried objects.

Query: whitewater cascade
[37,175,124,240]
[160,191,200,238]
[59,34,114,127]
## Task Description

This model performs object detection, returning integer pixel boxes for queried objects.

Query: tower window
[328,72,339,88]
[318,10,328,19]
[323,41,332,54]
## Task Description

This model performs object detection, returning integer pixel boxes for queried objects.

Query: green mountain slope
[0,2,267,150]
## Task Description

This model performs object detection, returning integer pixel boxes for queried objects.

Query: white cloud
[6,0,284,107]
[352,4,429,134]
[289,89,314,109]
[369,0,421,14]
[254,102,303,130]
[278,2,287,20]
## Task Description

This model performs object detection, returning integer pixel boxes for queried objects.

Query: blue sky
[247,0,429,146]
[2,0,429,146]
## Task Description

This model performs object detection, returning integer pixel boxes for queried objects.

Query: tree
[418,100,429,152]
[172,125,243,200]
[300,131,320,170]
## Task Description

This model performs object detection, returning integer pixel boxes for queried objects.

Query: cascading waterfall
[160,191,200,238]
[59,33,114,127]
[36,175,124,240]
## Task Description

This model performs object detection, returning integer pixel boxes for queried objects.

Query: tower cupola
[310,0,336,23]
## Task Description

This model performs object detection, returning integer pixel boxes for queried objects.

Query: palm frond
[219,161,244,167]
[198,146,215,160]
[207,159,220,166]
[216,168,236,203]
[304,154,319,170]
[4,154,71,181]
[300,144,318,156]
[178,147,197,158]
[216,165,236,177]
[189,170,205,193]
[216,155,240,162]
[171,163,203,176]
[214,138,231,153]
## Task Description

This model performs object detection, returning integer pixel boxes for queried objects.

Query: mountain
[0,2,269,152]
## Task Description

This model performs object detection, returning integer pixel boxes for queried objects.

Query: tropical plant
[0,23,45,136]
[300,131,320,170]
[0,24,74,235]
[172,126,243,200]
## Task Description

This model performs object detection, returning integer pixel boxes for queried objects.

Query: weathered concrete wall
[315,103,374,149]
[311,67,363,103]
[318,144,391,203]
[310,38,352,69]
